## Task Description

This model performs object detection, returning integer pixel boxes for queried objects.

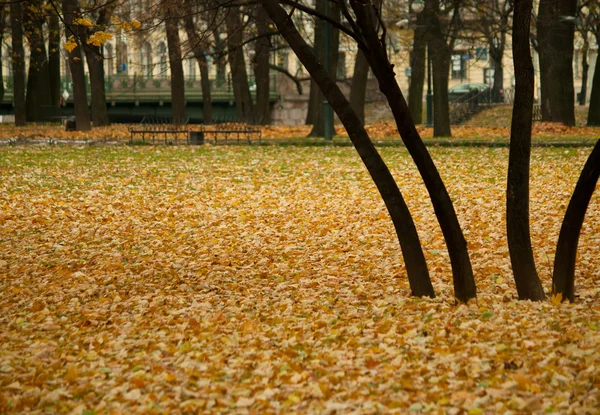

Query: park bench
[190,122,262,144]
[129,116,190,144]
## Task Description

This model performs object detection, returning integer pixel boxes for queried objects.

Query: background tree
[183,0,214,124]
[466,0,513,103]
[253,5,272,125]
[163,0,186,121]
[225,4,254,122]
[506,0,544,301]
[10,1,26,126]
[0,4,5,104]
[23,0,52,122]
[585,5,600,125]
[48,7,61,107]
[78,1,112,126]
[537,0,577,125]
[407,9,427,125]
[307,0,340,137]
[424,0,461,137]
[349,49,369,125]
[62,0,91,131]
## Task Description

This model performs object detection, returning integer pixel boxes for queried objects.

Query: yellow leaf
[131,19,141,29]
[74,17,93,27]
[551,291,563,306]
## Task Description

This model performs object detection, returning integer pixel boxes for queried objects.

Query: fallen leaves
[0,146,598,414]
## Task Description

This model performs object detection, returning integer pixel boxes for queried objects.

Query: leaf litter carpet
[0,146,598,414]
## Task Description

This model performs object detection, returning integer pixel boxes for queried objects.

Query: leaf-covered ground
[0,146,598,414]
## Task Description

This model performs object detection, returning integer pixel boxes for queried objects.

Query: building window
[451,53,467,80]
[104,43,114,76]
[117,42,128,73]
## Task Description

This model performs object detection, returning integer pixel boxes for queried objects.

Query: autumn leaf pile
[0,146,598,414]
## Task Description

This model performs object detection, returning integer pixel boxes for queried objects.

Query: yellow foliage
[86,31,113,47]
[73,17,93,27]
[131,19,141,29]
[63,35,78,53]
[551,291,564,306]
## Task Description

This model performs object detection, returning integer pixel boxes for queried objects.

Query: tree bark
[164,3,186,122]
[183,0,212,124]
[552,139,600,302]
[62,0,91,131]
[587,33,600,126]
[254,6,272,125]
[23,0,52,122]
[10,0,26,126]
[408,12,426,125]
[48,9,61,107]
[537,0,577,126]
[261,0,435,298]
[226,7,254,122]
[507,0,545,301]
[425,0,451,137]
[350,49,369,125]
[308,0,340,137]
[350,0,476,302]
[490,46,505,102]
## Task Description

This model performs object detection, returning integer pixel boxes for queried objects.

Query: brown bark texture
[226,7,254,122]
[350,49,369,125]
[164,3,186,122]
[10,0,26,126]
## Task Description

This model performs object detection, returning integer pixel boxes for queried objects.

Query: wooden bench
[129,116,190,144]
[191,123,262,144]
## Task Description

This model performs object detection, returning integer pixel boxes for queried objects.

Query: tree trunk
[350,49,369,125]
[261,0,435,298]
[183,0,212,124]
[537,0,577,126]
[490,46,505,102]
[507,0,545,301]
[164,4,186,121]
[23,0,52,122]
[62,0,91,131]
[226,7,254,122]
[308,0,340,137]
[426,1,451,137]
[254,6,272,125]
[408,11,426,125]
[10,0,26,126]
[350,0,476,302]
[305,3,325,126]
[213,29,228,89]
[79,7,111,127]
[578,39,589,106]
[588,41,600,125]
[552,139,600,302]
[48,10,61,107]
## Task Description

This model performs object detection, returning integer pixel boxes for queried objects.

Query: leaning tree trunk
[426,3,452,137]
[183,0,212,124]
[23,0,52,122]
[587,33,600,126]
[164,3,186,122]
[48,9,61,107]
[350,0,476,302]
[507,0,545,301]
[226,7,254,122]
[261,0,435,298]
[254,6,272,125]
[349,49,369,125]
[552,139,600,302]
[408,11,426,125]
[62,0,91,131]
[10,1,26,126]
